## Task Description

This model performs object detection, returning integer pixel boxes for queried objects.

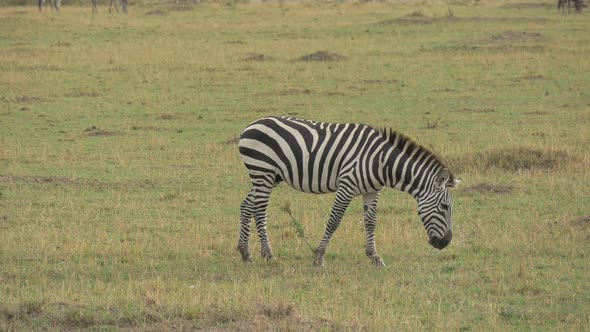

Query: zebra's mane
[378,127,456,182]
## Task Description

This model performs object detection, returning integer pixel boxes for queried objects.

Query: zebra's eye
[440,203,449,210]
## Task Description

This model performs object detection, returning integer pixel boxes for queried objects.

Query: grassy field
[1,0,590,330]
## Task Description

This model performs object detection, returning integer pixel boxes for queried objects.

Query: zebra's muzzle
[428,230,452,250]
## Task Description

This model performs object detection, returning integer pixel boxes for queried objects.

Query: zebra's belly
[278,169,340,194]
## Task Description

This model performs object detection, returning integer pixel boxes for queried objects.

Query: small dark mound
[158,113,176,120]
[224,136,240,145]
[570,216,590,228]
[465,183,513,194]
[453,108,496,113]
[83,126,116,137]
[145,9,167,15]
[491,31,541,41]
[243,53,274,62]
[297,51,347,62]
[447,147,577,173]
[478,148,573,172]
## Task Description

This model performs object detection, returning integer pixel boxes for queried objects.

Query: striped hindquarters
[238,116,386,194]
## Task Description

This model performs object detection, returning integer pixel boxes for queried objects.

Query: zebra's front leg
[237,190,255,262]
[314,188,354,266]
[363,191,385,267]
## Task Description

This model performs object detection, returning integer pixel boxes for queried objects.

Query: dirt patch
[360,79,404,85]
[243,53,274,62]
[501,3,552,9]
[513,73,544,82]
[145,9,166,15]
[378,16,547,26]
[448,147,577,173]
[224,136,240,145]
[64,90,101,98]
[169,4,195,11]
[257,303,295,319]
[0,175,89,186]
[50,41,71,47]
[524,111,548,115]
[453,107,496,113]
[131,125,166,132]
[570,215,590,228]
[15,96,44,103]
[83,126,117,137]
[480,148,573,172]
[157,113,176,120]
[465,183,513,194]
[490,31,542,42]
[297,51,347,62]
[257,88,314,96]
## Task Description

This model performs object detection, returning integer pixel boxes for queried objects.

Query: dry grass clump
[243,53,274,62]
[297,51,347,62]
[449,147,578,173]
[464,183,514,194]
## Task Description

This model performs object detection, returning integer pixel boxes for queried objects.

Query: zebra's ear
[434,169,450,190]
[447,177,461,188]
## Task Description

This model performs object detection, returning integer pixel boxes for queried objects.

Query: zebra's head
[417,168,461,250]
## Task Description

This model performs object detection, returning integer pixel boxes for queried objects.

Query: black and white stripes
[238,116,460,266]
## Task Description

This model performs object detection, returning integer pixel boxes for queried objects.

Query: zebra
[238,116,461,266]
[38,0,61,12]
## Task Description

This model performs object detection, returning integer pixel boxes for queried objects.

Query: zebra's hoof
[313,255,325,267]
[237,245,251,262]
[261,249,274,261]
[370,256,385,267]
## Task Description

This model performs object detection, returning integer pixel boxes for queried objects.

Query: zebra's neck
[379,130,443,199]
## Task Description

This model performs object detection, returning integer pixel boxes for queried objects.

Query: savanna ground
[1,0,590,330]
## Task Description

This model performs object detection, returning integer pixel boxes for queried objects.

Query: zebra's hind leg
[237,190,255,262]
[252,184,274,260]
[363,192,385,267]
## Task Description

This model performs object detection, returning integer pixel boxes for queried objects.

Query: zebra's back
[239,116,385,194]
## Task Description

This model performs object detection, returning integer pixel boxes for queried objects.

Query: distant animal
[558,0,584,13]
[237,116,461,266]
[109,0,128,14]
[38,0,61,11]
[91,0,127,14]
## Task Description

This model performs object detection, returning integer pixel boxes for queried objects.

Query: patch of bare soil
[448,147,578,173]
[378,16,547,26]
[512,73,544,82]
[0,175,88,186]
[243,53,274,62]
[360,79,404,85]
[490,31,542,42]
[15,96,44,103]
[50,41,71,47]
[524,111,548,115]
[480,148,573,172]
[453,107,495,113]
[224,136,240,145]
[465,183,514,194]
[297,51,347,62]
[501,2,552,9]
[169,4,195,11]
[64,90,101,98]
[157,113,176,120]
[145,9,167,15]
[131,125,166,132]
[83,126,117,137]
[570,215,590,228]
[257,88,314,96]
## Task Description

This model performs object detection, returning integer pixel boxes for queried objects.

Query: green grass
[1,1,590,330]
